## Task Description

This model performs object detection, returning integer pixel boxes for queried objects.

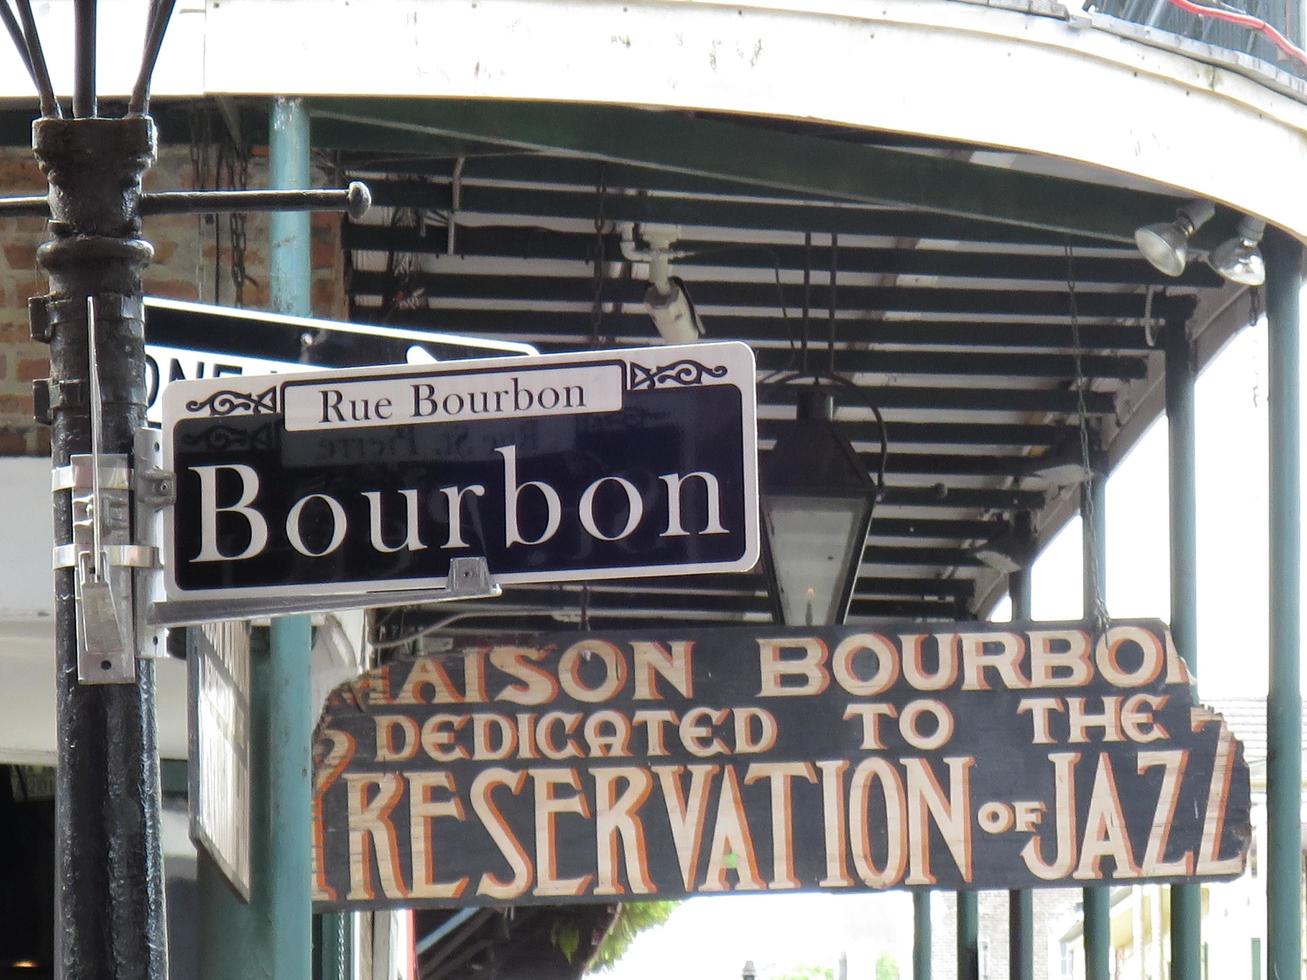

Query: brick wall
[0,142,346,456]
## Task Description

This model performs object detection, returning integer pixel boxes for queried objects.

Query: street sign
[160,342,759,605]
[187,620,252,898]
[310,621,1250,910]
[142,297,538,424]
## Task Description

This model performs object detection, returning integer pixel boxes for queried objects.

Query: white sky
[598,308,1292,979]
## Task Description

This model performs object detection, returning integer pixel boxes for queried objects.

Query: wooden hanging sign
[311,620,1250,910]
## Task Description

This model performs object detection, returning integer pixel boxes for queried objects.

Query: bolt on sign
[160,343,758,603]
[311,621,1251,910]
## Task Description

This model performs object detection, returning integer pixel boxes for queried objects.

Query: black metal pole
[32,114,167,978]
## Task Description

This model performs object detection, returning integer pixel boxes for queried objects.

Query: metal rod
[1080,473,1110,980]
[0,0,38,92]
[1007,514,1034,980]
[14,0,59,117]
[1165,316,1202,977]
[72,0,95,118]
[1265,225,1302,980]
[956,892,978,980]
[0,194,49,217]
[913,891,931,980]
[86,297,102,569]
[128,0,177,115]
[140,183,371,218]
[0,183,372,221]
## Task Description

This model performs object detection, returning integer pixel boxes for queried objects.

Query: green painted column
[1080,476,1110,980]
[1265,226,1302,980]
[198,625,272,980]
[1008,531,1034,980]
[268,97,315,980]
[271,96,355,980]
[913,891,931,980]
[197,98,316,980]
[198,621,310,979]
[1165,319,1202,978]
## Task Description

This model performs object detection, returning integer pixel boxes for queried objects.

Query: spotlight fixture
[621,224,704,345]
[971,530,1031,574]
[1020,441,1105,487]
[1209,216,1267,286]
[1134,199,1216,277]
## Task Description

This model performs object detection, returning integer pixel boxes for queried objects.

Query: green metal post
[914,891,931,980]
[268,96,315,980]
[197,624,309,977]
[1081,476,1110,980]
[270,95,357,980]
[957,892,978,980]
[197,93,317,980]
[1165,318,1202,978]
[1265,226,1302,980]
[1008,522,1034,980]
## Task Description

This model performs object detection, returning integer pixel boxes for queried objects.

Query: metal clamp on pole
[132,426,171,661]
[51,300,167,682]
[52,445,141,683]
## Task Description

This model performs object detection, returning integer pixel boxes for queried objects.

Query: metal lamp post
[0,6,368,975]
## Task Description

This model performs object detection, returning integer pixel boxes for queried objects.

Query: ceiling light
[1134,200,1216,277]
[1209,216,1267,286]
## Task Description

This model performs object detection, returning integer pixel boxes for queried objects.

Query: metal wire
[1065,242,1110,639]
[589,166,608,347]
[828,232,838,376]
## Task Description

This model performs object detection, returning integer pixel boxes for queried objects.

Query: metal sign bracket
[146,556,501,628]
[52,453,140,683]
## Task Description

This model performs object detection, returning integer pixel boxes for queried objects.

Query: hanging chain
[228,140,251,307]
[217,124,256,308]
[1065,242,1109,638]
[188,107,219,302]
[589,167,608,347]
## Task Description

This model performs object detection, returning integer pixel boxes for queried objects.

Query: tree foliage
[776,966,834,980]
[586,901,679,972]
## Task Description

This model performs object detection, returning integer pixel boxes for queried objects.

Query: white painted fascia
[3,0,1307,238]
[202,0,1307,240]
